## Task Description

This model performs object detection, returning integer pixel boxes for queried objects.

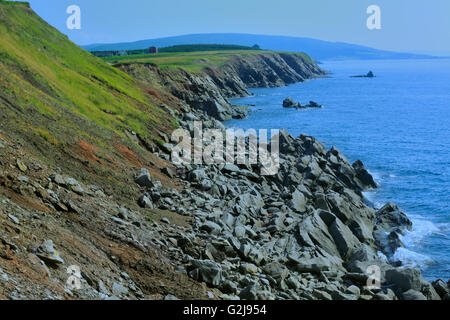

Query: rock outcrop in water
[351,71,375,78]
[283,97,324,109]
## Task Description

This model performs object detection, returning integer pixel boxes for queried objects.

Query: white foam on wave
[391,215,440,270]
[367,169,382,184]
[391,247,434,269]
[400,216,440,247]
[377,251,389,262]
[362,191,384,209]
[364,168,442,274]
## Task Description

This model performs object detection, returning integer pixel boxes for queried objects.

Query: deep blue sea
[227,59,450,281]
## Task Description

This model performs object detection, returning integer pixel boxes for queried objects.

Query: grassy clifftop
[103,50,315,73]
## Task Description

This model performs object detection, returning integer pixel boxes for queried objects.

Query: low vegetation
[103,50,314,73]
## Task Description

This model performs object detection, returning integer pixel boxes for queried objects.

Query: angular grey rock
[421,281,441,300]
[200,221,222,235]
[431,279,449,298]
[346,285,361,297]
[385,268,422,292]
[138,194,153,209]
[373,229,404,258]
[402,289,427,300]
[375,202,412,233]
[190,260,222,287]
[307,101,324,108]
[112,282,129,297]
[36,240,64,268]
[221,164,240,174]
[288,189,307,213]
[328,218,360,259]
[188,169,208,183]
[296,212,341,259]
[162,167,175,178]
[282,97,301,109]
[262,262,289,281]
[239,244,265,266]
[313,289,332,300]
[294,257,332,274]
[135,168,152,188]
[239,283,259,300]
[220,280,239,294]
[8,214,19,224]
[352,160,378,189]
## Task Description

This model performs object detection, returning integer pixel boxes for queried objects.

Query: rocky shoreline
[0,51,448,300]
[133,102,447,300]
[117,52,326,122]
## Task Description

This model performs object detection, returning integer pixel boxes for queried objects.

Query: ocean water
[227,59,450,281]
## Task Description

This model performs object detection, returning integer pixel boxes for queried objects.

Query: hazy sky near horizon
[15,0,450,55]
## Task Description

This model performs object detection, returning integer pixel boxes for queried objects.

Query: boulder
[188,169,208,183]
[402,289,427,300]
[35,240,64,268]
[288,189,307,213]
[296,212,341,258]
[190,260,222,287]
[352,160,378,189]
[138,194,153,209]
[421,281,441,300]
[328,218,361,259]
[135,168,152,188]
[346,285,361,297]
[373,229,404,258]
[262,262,289,281]
[431,279,449,298]
[294,257,332,274]
[221,164,240,174]
[375,202,412,233]
[239,244,265,266]
[239,283,259,300]
[162,167,175,178]
[200,221,222,235]
[385,268,422,292]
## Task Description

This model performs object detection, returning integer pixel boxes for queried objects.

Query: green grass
[103,50,262,73]
[102,50,315,73]
[0,1,170,140]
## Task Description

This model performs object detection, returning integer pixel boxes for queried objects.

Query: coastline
[227,58,450,281]
[0,1,448,302]
[115,56,446,299]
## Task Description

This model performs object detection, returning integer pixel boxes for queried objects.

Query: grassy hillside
[102,50,314,73]
[0,1,172,138]
[0,1,178,196]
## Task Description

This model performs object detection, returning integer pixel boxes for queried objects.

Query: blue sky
[14,0,450,54]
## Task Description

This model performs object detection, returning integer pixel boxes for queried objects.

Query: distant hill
[82,33,439,61]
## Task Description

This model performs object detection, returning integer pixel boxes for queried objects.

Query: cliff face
[118,52,326,121]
